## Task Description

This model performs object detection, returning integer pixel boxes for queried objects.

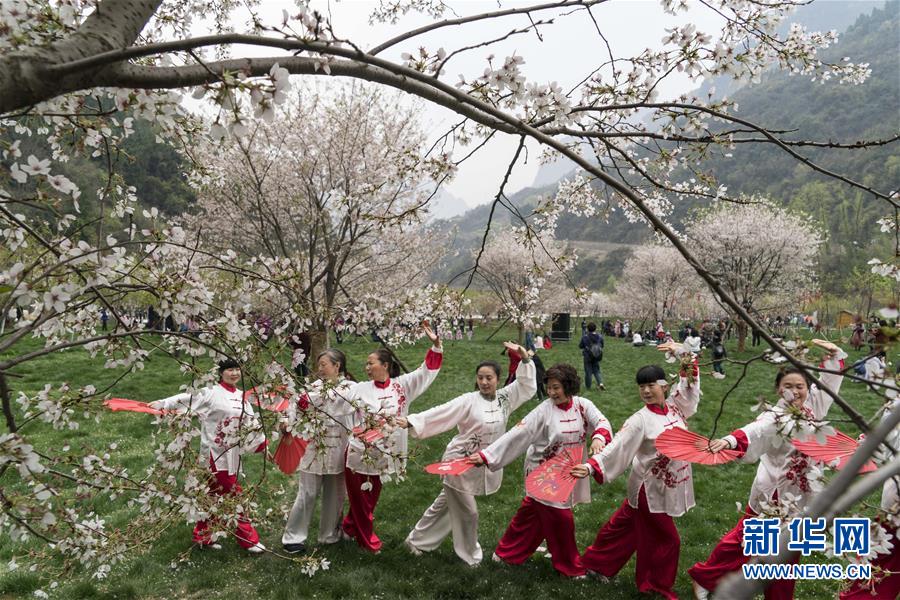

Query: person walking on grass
[468,364,612,578]
[397,342,537,566]
[150,359,267,553]
[578,322,606,391]
[711,333,727,379]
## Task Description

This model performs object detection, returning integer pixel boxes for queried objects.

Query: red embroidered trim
[588,457,604,484]
[731,429,749,455]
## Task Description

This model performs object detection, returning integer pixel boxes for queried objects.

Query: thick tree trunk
[736,320,748,352]
[308,330,328,367]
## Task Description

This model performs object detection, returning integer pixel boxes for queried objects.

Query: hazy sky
[205,0,872,207]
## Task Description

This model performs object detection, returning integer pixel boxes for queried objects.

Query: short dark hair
[544,363,580,396]
[587,322,597,332]
[635,365,666,385]
[775,366,812,389]
[218,358,240,373]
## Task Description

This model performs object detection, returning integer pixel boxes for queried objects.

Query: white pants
[282,471,345,545]
[406,485,482,565]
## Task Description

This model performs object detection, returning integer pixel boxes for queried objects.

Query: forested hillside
[434,3,899,294]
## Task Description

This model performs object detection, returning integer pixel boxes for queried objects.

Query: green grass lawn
[0,326,887,599]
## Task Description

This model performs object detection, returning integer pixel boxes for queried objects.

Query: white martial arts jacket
[481,395,612,509]
[153,382,266,475]
[723,352,846,514]
[291,378,360,475]
[587,364,701,517]
[407,359,537,496]
[346,346,442,476]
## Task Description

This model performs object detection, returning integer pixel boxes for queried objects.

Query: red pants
[840,524,900,600]
[494,496,585,577]
[688,505,796,600]
[192,460,259,549]
[341,468,383,552]
[581,487,680,599]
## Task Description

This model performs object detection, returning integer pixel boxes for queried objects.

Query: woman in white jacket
[469,363,613,578]
[572,342,700,599]
[342,325,443,553]
[690,339,846,600]
[281,349,360,554]
[397,342,537,565]
[150,359,267,552]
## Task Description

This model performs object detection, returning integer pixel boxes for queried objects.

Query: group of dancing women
[149,325,899,599]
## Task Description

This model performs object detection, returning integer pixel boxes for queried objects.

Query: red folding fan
[273,433,308,474]
[525,446,584,504]
[655,427,740,465]
[425,458,475,476]
[244,386,292,412]
[104,398,165,415]
[352,425,385,444]
[792,430,877,473]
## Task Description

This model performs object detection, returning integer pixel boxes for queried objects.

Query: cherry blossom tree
[686,200,823,350]
[473,228,573,342]
[187,84,449,355]
[1,0,899,593]
[610,243,710,324]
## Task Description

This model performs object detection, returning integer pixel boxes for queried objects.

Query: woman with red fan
[281,349,360,554]
[149,359,267,552]
[395,341,537,566]
[689,339,847,600]
[467,363,612,578]
[341,323,443,553]
[570,341,700,599]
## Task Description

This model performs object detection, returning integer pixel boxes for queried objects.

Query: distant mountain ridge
[431,1,898,294]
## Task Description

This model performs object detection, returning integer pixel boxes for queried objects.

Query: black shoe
[282,542,307,554]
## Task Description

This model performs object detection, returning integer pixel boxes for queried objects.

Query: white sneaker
[692,581,710,600]
[492,552,505,564]
[247,542,266,554]
[586,569,611,583]
[404,538,423,556]
[535,543,547,553]
[201,543,223,550]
